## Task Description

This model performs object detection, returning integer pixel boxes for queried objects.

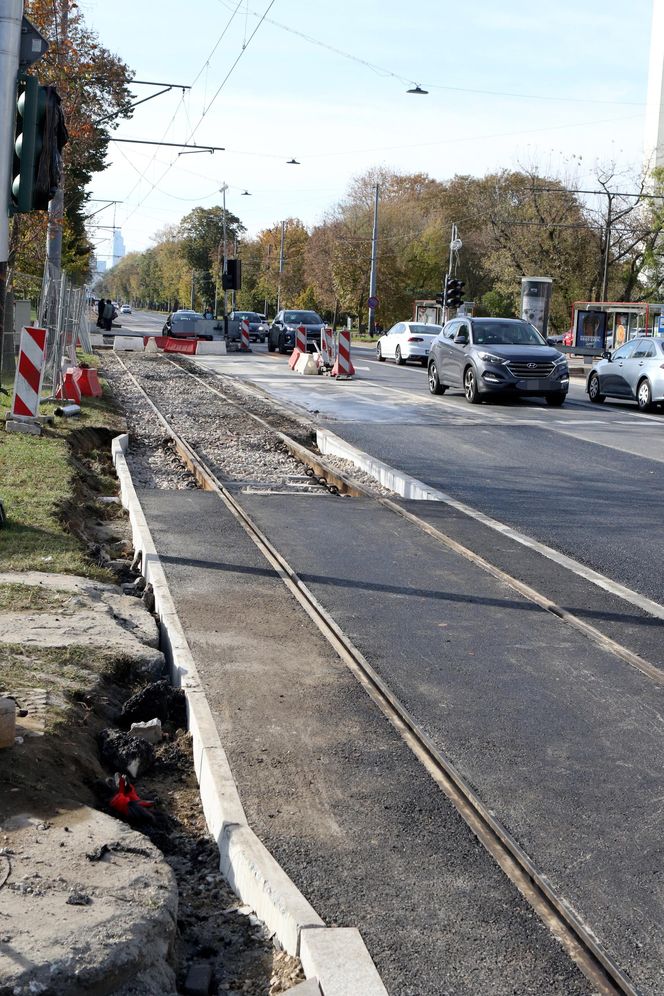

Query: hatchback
[586,337,664,410]
[428,317,569,405]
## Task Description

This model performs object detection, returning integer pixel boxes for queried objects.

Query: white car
[376,321,443,366]
[120,305,132,314]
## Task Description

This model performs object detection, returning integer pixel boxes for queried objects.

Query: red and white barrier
[331,327,355,379]
[240,319,251,351]
[320,326,335,367]
[295,324,307,354]
[11,326,48,418]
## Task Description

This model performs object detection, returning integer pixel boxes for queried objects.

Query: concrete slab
[137,487,593,996]
[300,927,387,996]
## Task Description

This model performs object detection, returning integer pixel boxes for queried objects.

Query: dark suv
[427,317,569,405]
[227,311,267,343]
[267,310,324,354]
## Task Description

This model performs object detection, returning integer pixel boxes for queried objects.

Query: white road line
[317,427,664,623]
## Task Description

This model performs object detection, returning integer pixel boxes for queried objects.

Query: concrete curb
[111,433,387,996]
[317,427,441,500]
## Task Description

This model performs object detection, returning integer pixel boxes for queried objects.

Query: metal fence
[37,263,91,398]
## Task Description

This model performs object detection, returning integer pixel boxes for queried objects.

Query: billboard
[575,310,607,351]
[521,277,552,335]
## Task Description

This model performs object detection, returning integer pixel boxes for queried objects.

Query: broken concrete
[0,806,178,995]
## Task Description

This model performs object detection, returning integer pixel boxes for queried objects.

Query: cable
[215,0,643,107]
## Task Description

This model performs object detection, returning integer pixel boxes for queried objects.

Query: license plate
[517,379,545,391]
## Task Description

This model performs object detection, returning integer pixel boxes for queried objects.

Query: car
[227,311,267,343]
[376,322,442,366]
[427,316,569,406]
[162,309,216,339]
[267,310,324,354]
[586,337,664,411]
[120,304,132,314]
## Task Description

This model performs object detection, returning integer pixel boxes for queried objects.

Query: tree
[178,206,245,310]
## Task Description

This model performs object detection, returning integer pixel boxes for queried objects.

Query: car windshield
[472,321,546,346]
[237,312,261,320]
[284,311,322,324]
[409,324,441,334]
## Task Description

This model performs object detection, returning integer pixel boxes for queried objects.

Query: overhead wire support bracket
[95,80,192,126]
[111,139,225,152]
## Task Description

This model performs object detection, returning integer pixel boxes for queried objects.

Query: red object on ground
[56,368,82,403]
[110,775,155,820]
[288,348,302,370]
[73,367,102,397]
[163,337,197,354]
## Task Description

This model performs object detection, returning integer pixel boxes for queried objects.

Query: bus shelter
[571,301,664,351]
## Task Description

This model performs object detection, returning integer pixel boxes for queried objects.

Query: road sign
[368,295,379,309]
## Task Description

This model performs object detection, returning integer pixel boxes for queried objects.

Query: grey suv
[267,310,324,354]
[428,317,569,406]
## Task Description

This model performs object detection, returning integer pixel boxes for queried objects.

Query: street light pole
[368,183,379,337]
[277,220,285,312]
[220,182,228,330]
[0,0,23,391]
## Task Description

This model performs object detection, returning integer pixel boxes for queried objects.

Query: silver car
[587,337,664,410]
[428,317,569,405]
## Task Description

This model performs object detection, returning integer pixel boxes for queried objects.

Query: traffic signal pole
[0,0,23,264]
[0,0,23,391]
[368,183,379,337]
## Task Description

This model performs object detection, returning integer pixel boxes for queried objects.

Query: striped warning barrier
[240,319,251,351]
[320,326,335,367]
[295,324,307,354]
[11,326,48,419]
[331,326,355,379]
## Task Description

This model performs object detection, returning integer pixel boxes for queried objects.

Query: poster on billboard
[575,310,607,351]
[521,277,552,335]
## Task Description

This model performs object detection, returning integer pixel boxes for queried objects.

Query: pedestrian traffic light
[222,258,242,290]
[11,75,46,213]
[435,292,445,306]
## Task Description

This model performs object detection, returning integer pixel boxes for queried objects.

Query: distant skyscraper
[112,229,126,266]
[645,0,664,173]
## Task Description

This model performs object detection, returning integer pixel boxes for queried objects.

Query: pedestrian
[96,298,105,328]
[102,299,114,331]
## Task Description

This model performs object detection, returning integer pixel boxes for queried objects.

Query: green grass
[0,354,122,577]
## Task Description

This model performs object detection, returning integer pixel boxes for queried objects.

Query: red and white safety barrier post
[240,318,251,352]
[288,324,308,370]
[10,326,48,422]
[331,326,355,379]
[320,326,334,367]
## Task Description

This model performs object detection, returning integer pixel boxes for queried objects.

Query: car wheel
[637,378,653,411]
[545,392,566,407]
[463,365,480,404]
[267,337,276,353]
[428,360,446,395]
[395,346,406,366]
[587,372,604,403]
[278,334,288,354]
[376,343,385,362]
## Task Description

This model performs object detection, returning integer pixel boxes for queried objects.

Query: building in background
[112,229,126,267]
[645,0,664,172]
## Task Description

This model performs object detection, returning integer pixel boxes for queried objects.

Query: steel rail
[113,352,640,995]
[166,357,664,689]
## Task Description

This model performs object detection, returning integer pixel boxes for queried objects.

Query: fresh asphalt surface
[118,314,664,992]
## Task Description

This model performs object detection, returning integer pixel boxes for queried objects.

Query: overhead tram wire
[118,0,276,228]
[215,0,644,107]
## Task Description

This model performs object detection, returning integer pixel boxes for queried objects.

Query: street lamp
[287,158,300,165]
[407,84,428,95]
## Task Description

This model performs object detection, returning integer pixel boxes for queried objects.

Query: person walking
[96,298,105,328]
[102,299,114,332]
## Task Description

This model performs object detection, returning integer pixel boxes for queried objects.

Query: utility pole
[232,234,237,310]
[0,1,23,390]
[220,182,228,332]
[277,220,285,312]
[444,223,462,324]
[368,183,379,337]
[600,193,614,302]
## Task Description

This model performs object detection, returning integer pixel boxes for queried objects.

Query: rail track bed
[104,351,664,996]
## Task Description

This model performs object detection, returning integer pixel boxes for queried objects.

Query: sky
[79,0,654,263]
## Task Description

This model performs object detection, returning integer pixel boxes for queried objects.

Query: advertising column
[521,277,553,335]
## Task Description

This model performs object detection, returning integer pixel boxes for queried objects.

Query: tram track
[111,351,648,995]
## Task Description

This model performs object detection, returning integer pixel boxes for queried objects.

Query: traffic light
[435,292,445,306]
[11,75,46,213]
[444,276,465,309]
[10,77,67,213]
[222,258,242,290]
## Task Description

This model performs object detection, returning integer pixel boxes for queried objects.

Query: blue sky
[80,0,653,261]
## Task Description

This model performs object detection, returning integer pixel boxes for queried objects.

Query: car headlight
[554,355,568,366]
[478,352,506,364]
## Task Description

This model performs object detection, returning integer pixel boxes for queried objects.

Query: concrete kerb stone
[300,927,388,996]
[113,336,145,352]
[111,434,390,992]
[317,427,439,500]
